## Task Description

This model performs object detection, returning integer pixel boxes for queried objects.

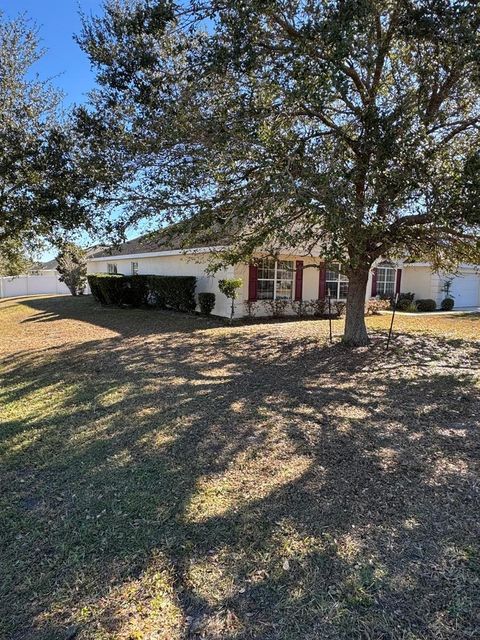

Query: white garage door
[451,273,480,307]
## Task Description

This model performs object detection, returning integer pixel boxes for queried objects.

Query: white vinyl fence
[0,271,71,298]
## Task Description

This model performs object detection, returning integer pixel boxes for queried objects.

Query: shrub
[218,278,243,299]
[87,274,105,303]
[291,300,308,316]
[396,298,413,311]
[88,274,149,306]
[309,298,346,317]
[218,278,243,321]
[120,275,150,306]
[243,300,258,319]
[333,301,346,317]
[441,297,455,311]
[403,301,418,313]
[88,274,196,311]
[146,275,196,312]
[365,298,390,315]
[398,292,415,303]
[198,292,216,315]
[263,298,290,317]
[416,298,437,312]
[310,298,328,316]
[88,273,125,305]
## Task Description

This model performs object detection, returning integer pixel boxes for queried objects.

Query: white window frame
[377,264,396,296]
[325,264,349,299]
[131,261,139,275]
[107,263,117,274]
[257,258,294,300]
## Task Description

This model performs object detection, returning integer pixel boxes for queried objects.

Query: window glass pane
[276,260,294,279]
[379,280,395,295]
[258,258,275,280]
[326,265,339,281]
[257,280,274,299]
[386,269,395,283]
[276,280,292,299]
[325,282,338,298]
[339,281,349,298]
[377,267,396,295]
[325,262,349,299]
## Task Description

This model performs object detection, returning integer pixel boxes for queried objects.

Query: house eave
[88,246,229,262]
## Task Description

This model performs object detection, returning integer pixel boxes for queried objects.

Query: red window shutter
[396,268,402,295]
[295,260,304,301]
[248,264,258,301]
[371,268,378,297]
[318,264,327,299]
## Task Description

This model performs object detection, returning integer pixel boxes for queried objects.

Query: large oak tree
[77,0,480,345]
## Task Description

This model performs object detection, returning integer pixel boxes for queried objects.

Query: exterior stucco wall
[401,266,434,301]
[88,250,478,319]
[87,253,234,317]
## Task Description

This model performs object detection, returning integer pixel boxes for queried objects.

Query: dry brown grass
[1,295,479,640]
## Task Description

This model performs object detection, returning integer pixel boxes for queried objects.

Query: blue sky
[2,0,102,108]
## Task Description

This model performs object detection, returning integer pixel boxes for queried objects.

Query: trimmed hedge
[88,274,196,312]
[198,292,216,315]
[146,275,196,312]
[87,273,125,305]
[416,298,437,312]
[441,297,455,311]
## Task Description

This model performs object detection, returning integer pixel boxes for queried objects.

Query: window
[107,263,117,274]
[325,264,349,299]
[377,263,396,296]
[131,262,138,275]
[257,258,294,300]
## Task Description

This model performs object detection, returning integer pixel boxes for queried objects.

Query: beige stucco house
[87,236,480,318]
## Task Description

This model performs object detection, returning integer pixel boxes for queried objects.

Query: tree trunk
[343,267,370,346]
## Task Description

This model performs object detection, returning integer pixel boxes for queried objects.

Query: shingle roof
[39,246,108,269]
[88,229,229,259]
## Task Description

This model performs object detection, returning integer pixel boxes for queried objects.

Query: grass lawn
[1,295,479,640]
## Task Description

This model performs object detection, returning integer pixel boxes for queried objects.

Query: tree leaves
[0,13,94,247]
[75,1,479,272]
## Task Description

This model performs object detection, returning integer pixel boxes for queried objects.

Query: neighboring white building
[0,271,70,298]
[87,236,480,318]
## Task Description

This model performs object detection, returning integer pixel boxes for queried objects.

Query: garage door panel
[450,273,480,307]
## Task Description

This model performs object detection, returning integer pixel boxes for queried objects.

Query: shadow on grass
[16,294,346,336]
[1,300,480,639]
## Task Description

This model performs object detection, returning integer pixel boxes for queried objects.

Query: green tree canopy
[0,12,94,250]
[77,0,480,345]
[0,238,32,277]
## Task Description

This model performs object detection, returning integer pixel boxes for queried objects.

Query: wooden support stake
[386,293,399,351]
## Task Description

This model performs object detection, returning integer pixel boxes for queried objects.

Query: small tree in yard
[77,1,480,345]
[56,243,87,296]
[218,278,243,323]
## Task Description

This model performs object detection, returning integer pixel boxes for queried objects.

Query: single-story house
[87,236,480,317]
